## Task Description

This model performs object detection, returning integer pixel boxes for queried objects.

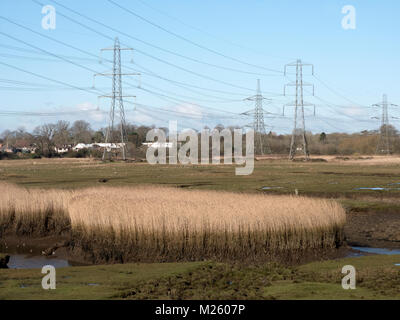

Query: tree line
[1,121,399,158]
[0,120,152,158]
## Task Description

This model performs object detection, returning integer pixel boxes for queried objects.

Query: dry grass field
[0,183,345,263]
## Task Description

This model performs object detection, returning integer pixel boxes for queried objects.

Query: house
[72,143,125,152]
[54,145,73,154]
[0,145,14,153]
[72,143,92,151]
[22,147,37,154]
[54,147,70,154]
[142,142,175,148]
[94,143,126,152]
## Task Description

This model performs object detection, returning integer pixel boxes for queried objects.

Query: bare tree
[71,120,92,144]
[0,130,13,148]
[33,123,57,155]
[54,120,71,146]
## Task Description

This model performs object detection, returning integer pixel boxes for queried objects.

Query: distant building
[54,146,71,154]
[22,147,37,154]
[142,142,175,149]
[72,143,91,151]
[72,143,125,152]
[0,145,14,153]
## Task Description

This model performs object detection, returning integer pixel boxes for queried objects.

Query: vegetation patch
[0,183,71,237]
[118,254,400,300]
[0,183,346,264]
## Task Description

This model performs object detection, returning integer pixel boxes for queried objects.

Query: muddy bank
[0,253,9,268]
[345,210,400,249]
[0,234,91,265]
[2,208,397,266]
[0,232,349,267]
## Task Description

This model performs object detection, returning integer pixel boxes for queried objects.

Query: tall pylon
[241,79,271,155]
[94,37,139,161]
[372,94,397,155]
[284,59,315,160]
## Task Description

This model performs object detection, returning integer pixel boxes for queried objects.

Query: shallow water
[4,247,400,269]
[351,246,400,256]
[354,187,387,191]
[7,254,71,269]
[261,186,284,190]
[354,181,400,191]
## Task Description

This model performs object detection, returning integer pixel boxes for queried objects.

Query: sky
[0,0,399,134]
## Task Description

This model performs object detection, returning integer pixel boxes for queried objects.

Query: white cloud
[76,102,106,123]
[172,103,204,120]
[343,105,365,116]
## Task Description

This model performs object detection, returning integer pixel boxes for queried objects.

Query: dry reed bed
[0,183,346,262]
[0,183,71,236]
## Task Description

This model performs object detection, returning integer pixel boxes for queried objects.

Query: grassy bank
[1,254,399,300]
[1,157,400,198]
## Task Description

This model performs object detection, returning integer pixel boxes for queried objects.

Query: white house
[142,142,174,148]
[72,143,126,152]
[54,145,71,154]
[72,143,92,151]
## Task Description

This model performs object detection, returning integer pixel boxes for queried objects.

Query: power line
[312,94,373,123]
[134,0,295,62]
[0,60,102,95]
[0,16,251,101]
[313,74,368,108]
[0,109,104,117]
[27,3,285,98]
[48,0,280,77]
[285,74,374,123]
[136,86,242,115]
[0,19,249,121]
[29,1,272,95]
[106,0,284,74]
[130,77,244,104]
[133,61,280,97]
[0,41,243,129]
[0,51,98,63]
[134,103,246,120]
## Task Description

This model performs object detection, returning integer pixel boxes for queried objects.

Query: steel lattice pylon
[94,37,139,161]
[284,59,315,161]
[373,94,397,155]
[241,79,271,155]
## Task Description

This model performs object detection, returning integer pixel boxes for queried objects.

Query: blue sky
[0,0,399,133]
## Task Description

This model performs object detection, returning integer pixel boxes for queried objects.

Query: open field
[1,157,400,198]
[1,157,400,299]
[0,254,399,300]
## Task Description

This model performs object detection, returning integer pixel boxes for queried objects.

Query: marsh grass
[0,183,71,236]
[0,183,346,263]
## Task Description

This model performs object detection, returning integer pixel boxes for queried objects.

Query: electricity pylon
[284,59,315,160]
[372,94,398,155]
[94,37,139,161]
[241,79,272,155]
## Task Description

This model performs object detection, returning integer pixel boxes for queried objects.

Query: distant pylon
[284,59,315,161]
[94,37,140,161]
[241,79,271,155]
[372,94,397,155]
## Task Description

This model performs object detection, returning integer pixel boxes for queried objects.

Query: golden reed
[0,183,346,262]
